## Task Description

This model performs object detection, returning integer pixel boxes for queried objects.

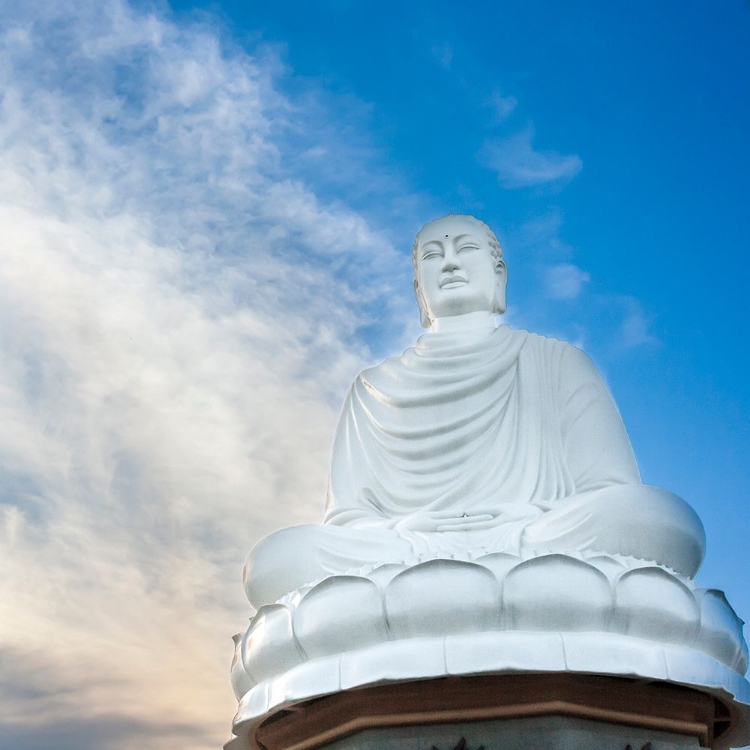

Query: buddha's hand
[393,511,495,532]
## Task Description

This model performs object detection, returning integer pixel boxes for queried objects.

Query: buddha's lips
[440,275,467,288]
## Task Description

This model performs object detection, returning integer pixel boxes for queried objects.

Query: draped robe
[323,324,639,556]
[244,325,705,608]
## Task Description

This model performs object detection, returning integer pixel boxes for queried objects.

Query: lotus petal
[293,576,387,658]
[584,554,628,581]
[242,604,303,683]
[231,633,256,699]
[695,589,745,669]
[385,559,499,638]
[368,563,409,588]
[613,568,699,645]
[474,552,520,585]
[503,554,612,631]
[738,637,749,675]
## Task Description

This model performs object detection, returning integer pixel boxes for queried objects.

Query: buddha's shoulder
[355,349,405,386]
[507,327,598,377]
[355,327,592,384]
[506,326,576,356]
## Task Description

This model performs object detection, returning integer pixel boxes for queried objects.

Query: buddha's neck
[430,311,497,335]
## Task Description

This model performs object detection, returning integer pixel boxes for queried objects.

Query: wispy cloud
[479,127,582,188]
[0,2,415,748]
[617,296,658,349]
[483,89,518,122]
[502,212,656,357]
[542,263,591,300]
[0,647,212,750]
[430,42,454,69]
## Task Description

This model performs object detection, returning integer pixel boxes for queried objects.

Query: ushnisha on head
[412,214,507,328]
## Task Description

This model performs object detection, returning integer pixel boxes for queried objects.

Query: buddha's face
[415,216,506,323]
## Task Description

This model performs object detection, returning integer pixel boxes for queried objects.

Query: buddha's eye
[421,251,442,260]
[458,244,479,253]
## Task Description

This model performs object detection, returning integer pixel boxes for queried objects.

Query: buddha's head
[412,214,507,328]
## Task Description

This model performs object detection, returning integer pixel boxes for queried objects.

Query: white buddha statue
[244,214,706,609]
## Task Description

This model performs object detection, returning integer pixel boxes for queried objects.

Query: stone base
[249,675,723,750]
[322,716,701,750]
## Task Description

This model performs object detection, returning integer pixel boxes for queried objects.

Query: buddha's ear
[414,279,432,328]
[494,258,508,315]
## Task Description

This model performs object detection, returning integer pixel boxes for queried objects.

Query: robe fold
[244,325,705,607]
[325,325,639,538]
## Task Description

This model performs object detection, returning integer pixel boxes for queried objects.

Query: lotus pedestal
[228,557,750,750]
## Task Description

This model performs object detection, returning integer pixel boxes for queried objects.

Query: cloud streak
[542,263,591,300]
[0,2,414,748]
[483,90,518,122]
[0,6,662,749]
[617,295,658,349]
[479,127,582,188]
[500,211,656,356]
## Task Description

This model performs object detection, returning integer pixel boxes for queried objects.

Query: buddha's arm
[559,345,641,492]
[536,345,705,575]
[326,507,497,531]
[324,382,394,528]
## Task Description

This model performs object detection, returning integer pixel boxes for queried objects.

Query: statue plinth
[243,675,720,750]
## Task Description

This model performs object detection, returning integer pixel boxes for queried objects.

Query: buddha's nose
[442,253,460,272]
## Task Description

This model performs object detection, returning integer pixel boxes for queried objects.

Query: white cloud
[0,6,661,748]
[510,208,569,253]
[617,296,658,349]
[500,212,656,358]
[431,42,453,69]
[484,89,518,121]
[0,3,415,749]
[542,263,591,300]
[479,127,582,188]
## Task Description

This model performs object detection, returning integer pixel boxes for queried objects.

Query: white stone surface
[229,553,750,747]
[229,215,750,749]
[243,216,705,609]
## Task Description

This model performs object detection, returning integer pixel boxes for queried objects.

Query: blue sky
[0,1,748,749]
